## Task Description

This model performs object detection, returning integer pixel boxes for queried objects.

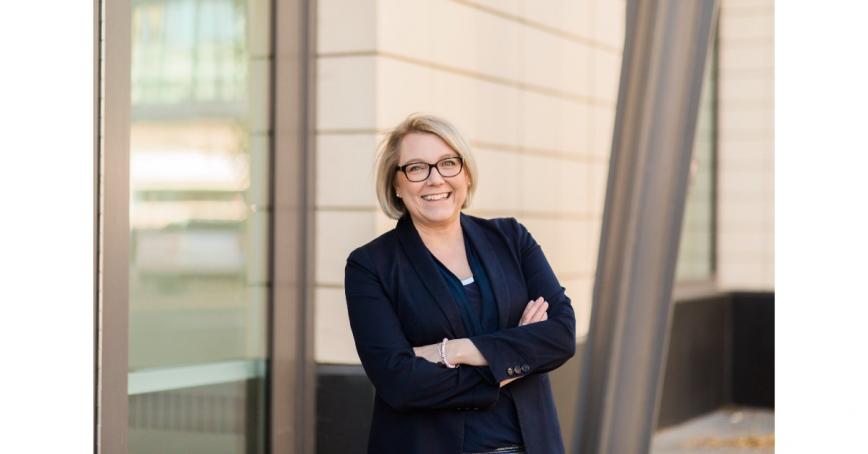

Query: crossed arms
[344,220,576,412]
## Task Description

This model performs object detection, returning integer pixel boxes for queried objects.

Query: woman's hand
[413,338,477,367]
[413,339,469,367]
[498,297,548,388]
[412,342,442,364]
[412,296,550,369]
[518,297,549,326]
[411,340,519,388]
[413,297,549,366]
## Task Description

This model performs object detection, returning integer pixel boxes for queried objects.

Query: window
[127,0,270,451]
[675,31,718,283]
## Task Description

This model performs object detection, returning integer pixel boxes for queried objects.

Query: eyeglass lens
[404,157,463,181]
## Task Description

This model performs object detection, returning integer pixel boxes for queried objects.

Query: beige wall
[717,0,775,289]
[315,0,624,364]
[314,0,774,364]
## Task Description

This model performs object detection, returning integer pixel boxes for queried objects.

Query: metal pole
[573,0,719,453]
[98,0,132,451]
[271,0,317,452]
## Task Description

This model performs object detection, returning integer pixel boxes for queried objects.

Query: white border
[0,1,94,452]
[777,2,868,452]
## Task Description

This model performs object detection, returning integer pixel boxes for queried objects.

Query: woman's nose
[426,167,446,184]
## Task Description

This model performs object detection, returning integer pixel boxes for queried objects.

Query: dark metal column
[573,1,719,453]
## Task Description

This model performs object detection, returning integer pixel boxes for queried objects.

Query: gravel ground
[651,407,774,454]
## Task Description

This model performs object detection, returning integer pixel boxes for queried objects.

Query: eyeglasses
[396,156,465,182]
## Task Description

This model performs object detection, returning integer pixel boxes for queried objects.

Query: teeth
[422,193,450,201]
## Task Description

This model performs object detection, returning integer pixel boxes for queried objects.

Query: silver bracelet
[439,337,458,368]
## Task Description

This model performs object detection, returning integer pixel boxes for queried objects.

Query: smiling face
[394,132,471,230]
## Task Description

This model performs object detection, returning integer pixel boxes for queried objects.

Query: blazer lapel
[461,213,512,330]
[395,214,467,338]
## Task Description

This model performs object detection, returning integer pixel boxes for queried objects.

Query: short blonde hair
[375,113,478,220]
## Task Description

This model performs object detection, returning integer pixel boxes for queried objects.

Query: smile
[421,192,451,201]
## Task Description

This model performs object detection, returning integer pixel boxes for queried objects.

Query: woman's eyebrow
[403,153,457,164]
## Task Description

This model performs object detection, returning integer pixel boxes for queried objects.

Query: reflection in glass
[676,34,717,282]
[128,0,270,451]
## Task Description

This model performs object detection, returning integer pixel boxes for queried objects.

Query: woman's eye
[441,159,457,168]
[407,164,426,173]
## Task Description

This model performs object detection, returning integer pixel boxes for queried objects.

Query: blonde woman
[344,113,576,454]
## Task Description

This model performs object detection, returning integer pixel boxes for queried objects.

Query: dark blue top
[431,232,523,451]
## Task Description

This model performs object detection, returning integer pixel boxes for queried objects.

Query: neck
[411,214,462,247]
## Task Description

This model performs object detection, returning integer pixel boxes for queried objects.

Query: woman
[344,113,576,454]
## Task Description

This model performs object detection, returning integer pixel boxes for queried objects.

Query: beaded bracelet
[439,337,458,368]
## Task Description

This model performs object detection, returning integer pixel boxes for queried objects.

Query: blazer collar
[460,213,511,329]
[396,214,467,338]
[396,213,512,335]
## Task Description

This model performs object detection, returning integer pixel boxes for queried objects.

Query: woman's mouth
[421,192,451,202]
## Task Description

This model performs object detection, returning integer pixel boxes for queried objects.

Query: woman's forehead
[399,133,457,162]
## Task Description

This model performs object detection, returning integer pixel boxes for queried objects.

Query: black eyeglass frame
[396,156,465,182]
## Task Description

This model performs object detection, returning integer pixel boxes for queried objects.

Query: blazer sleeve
[344,247,502,412]
[469,219,577,383]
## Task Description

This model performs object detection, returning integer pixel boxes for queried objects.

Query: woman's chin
[415,206,459,224]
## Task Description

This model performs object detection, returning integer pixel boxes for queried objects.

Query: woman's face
[394,132,470,229]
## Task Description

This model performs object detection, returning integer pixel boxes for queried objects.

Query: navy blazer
[344,212,576,454]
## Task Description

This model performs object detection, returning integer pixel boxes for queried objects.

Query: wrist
[449,338,470,365]
[440,338,459,368]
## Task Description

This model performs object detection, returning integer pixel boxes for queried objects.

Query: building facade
[95,0,773,452]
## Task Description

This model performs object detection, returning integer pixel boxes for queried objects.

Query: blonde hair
[375,113,478,220]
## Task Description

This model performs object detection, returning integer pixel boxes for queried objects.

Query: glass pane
[676,34,717,282]
[128,0,271,451]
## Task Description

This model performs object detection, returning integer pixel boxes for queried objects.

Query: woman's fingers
[530,301,549,323]
[519,297,548,326]
[413,344,441,364]
[518,298,535,325]
[519,297,542,325]
[499,376,521,388]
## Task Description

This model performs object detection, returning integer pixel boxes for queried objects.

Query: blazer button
[507,367,514,376]
[514,365,523,375]
[522,364,530,373]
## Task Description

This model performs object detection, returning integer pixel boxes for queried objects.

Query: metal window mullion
[98,0,132,451]
[93,0,101,449]
[270,0,316,453]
